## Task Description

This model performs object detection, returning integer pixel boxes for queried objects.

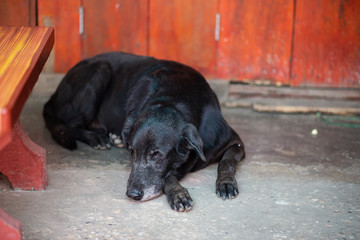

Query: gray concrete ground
[0,75,360,240]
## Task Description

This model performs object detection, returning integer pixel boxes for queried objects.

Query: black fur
[44,52,245,211]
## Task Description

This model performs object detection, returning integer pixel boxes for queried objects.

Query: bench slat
[0,26,54,149]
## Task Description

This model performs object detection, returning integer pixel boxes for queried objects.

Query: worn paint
[35,0,360,88]
[83,0,148,58]
[0,0,36,26]
[149,0,218,78]
[216,0,294,84]
[291,0,360,87]
[38,0,83,73]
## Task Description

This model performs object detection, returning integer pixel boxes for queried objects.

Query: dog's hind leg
[44,59,112,150]
[77,128,111,150]
[216,142,245,200]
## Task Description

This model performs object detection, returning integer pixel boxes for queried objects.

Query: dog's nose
[126,189,144,201]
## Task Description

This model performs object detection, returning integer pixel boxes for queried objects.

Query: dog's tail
[43,99,77,150]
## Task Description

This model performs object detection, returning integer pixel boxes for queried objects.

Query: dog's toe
[216,176,239,200]
[172,197,193,212]
[114,138,124,148]
[175,195,193,212]
[167,187,193,212]
[109,133,124,148]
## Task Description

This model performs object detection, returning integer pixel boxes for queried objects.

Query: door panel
[36,0,360,89]
[0,0,36,26]
[83,0,148,58]
[217,0,294,84]
[38,0,82,73]
[291,0,360,87]
[149,0,217,78]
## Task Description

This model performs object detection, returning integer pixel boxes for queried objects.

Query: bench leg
[0,120,48,190]
[0,208,22,240]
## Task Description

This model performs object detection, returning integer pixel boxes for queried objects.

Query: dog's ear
[179,124,206,161]
[121,116,135,149]
[121,129,130,149]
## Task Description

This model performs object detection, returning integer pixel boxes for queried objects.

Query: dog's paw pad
[167,188,193,212]
[216,177,239,200]
[109,133,124,148]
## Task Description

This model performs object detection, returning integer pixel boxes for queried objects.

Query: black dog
[43,52,245,211]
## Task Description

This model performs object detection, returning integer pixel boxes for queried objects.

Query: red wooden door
[0,0,36,26]
[36,0,360,89]
[149,0,218,78]
[82,0,148,58]
[38,0,82,73]
[291,0,360,87]
[216,0,294,85]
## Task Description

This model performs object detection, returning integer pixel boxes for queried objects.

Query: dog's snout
[126,189,144,201]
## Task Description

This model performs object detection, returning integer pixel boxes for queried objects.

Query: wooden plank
[83,0,148,58]
[0,26,54,149]
[225,95,360,116]
[228,84,360,100]
[291,0,360,87]
[252,104,360,116]
[217,0,294,84]
[149,0,217,78]
[38,0,82,73]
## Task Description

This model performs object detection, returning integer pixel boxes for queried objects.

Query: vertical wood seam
[289,0,297,86]
[146,0,151,56]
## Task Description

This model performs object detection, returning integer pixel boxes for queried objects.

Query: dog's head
[123,109,206,201]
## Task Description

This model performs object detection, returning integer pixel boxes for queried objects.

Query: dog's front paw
[109,133,124,148]
[166,187,193,212]
[216,176,239,200]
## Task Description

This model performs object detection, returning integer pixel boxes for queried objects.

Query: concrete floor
[0,75,360,240]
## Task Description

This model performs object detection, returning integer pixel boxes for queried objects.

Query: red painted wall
[291,0,360,87]
[149,0,218,78]
[83,0,148,58]
[217,0,294,85]
[2,0,356,88]
[38,0,82,73]
[0,0,36,26]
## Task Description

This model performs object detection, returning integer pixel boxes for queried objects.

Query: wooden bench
[0,26,54,240]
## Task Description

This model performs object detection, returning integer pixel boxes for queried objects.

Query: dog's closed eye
[148,149,162,161]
